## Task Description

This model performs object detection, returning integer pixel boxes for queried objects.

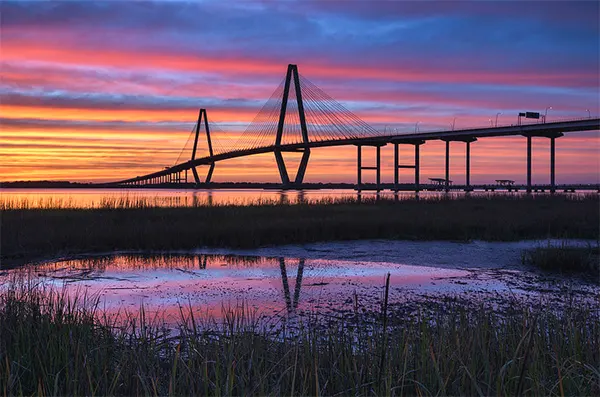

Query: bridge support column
[357,145,362,191]
[356,144,384,192]
[376,145,381,192]
[274,150,290,185]
[392,141,423,192]
[190,164,215,186]
[295,150,310,184]
[523,132,562,194]
[273,149,310,186]
[466,141,471,188]
[415,143,420,192]
[442,137,475,192]
[445,141,450,192]
[394,143,399,190]
[550,136,556,193]
[206,163,215,184]
[526,136,532,193]
[191,167,201,185]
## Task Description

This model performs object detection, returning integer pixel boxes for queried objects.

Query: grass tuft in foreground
[522,243,600,280]
[1,282,599,396]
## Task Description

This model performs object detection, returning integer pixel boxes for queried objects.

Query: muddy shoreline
[3,239,598,328]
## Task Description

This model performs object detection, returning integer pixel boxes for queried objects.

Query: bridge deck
[114,118,599,185]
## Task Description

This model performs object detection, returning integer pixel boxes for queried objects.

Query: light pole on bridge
[495,112,502,127]
[586,109,591,119]
[543,106,552,123]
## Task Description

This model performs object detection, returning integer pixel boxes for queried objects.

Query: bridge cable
[232,77,286,151]
[299,73,380,140]
[173,122,199,166]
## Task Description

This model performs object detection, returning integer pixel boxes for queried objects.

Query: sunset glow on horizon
[1,0,598,184]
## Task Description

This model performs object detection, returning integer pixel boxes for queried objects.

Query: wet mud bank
[3,239,598,327]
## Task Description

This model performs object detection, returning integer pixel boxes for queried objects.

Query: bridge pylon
[191,108,216,185]
[274,64,311,186]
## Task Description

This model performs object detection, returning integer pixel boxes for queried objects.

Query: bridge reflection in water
[22,254,311,317]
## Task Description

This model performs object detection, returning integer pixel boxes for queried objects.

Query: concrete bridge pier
[274,150,290,185]
[206,163,215,184]
[190,163,215,186]
[466,140,472,188]
[356,142,385,192]
[391,140,424,192]
[445,140,450,192]
[523,131,563,193]
[441,137,476,192]
[527,136,532,192]
[550,136,556,193]
[274,149,309,187]
[415,142,421,191]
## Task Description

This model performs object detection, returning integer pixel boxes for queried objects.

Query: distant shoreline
[2,180,599,192]
[0,181,357,190]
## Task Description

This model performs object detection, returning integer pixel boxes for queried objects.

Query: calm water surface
[3,240,598,326]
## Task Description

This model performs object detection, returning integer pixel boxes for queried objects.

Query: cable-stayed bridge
[113,64,600,193]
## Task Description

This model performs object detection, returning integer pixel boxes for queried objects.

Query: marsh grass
[0,192,597,210]
[0,195,259,210]
[522,243,600,279]
[1,281,599,396]
[2,195,598,265]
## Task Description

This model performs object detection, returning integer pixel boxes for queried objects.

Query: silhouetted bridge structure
[113,64,600,193]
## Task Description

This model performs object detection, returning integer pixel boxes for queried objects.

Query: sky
[1,0,599,184]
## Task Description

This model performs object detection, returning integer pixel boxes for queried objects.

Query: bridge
[113,64,600,193]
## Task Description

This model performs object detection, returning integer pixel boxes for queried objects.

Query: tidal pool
[3,240,598,326]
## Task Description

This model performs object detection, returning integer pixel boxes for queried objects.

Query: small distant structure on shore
[429,178,452,186]
[495,179,515,186]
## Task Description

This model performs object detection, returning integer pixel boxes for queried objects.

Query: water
[3,240,598,326]
[0,188,586,208]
